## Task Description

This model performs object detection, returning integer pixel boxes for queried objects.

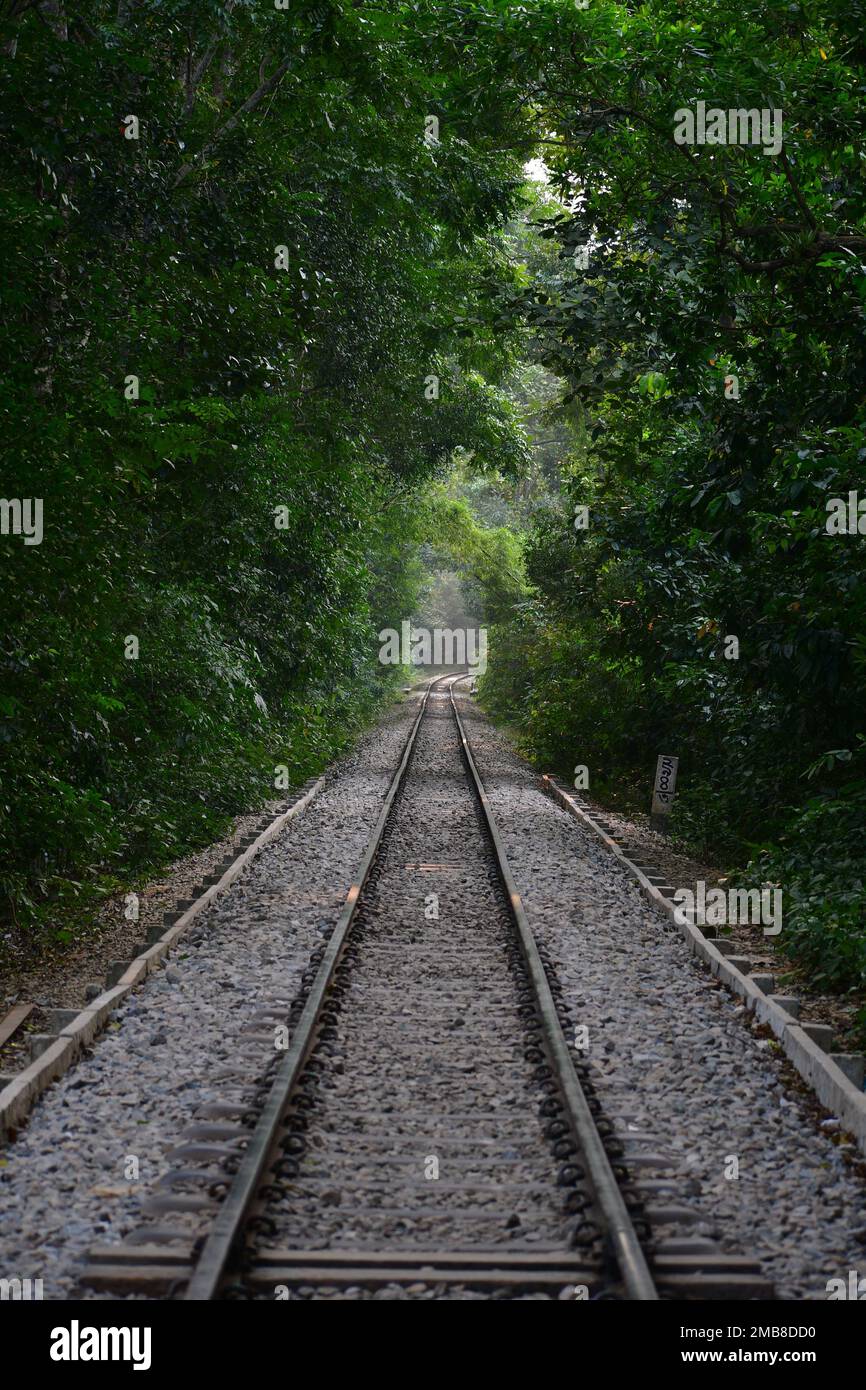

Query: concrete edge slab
[0,1037,76,1133]
[542,775,866,1158]
[0,777,325,1143]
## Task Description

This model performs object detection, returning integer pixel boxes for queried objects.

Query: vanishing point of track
[182,673,653,1300]
[84,674,771,1300]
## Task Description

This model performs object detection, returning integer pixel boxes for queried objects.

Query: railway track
[84,674,772,1300]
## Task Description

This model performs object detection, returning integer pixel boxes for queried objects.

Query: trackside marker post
[651,754,678,832]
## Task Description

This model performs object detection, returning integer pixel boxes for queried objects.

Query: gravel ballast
[0,699,420,1299]
[2,686,864,1302]
[254,695,574,1268]
[461,698,866,1301]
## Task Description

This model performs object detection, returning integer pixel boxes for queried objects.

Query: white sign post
[651,754,679,832]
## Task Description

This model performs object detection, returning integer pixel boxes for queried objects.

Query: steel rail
[447,680,659,1301]
[186,669,656,1300]
[184,672,457,1300]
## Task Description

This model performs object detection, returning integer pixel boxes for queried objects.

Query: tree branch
[172,53,293,189]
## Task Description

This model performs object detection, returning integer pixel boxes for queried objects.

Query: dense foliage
[0,0,532,944]
[478,0,866,1000]
[2,0,864,1012]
